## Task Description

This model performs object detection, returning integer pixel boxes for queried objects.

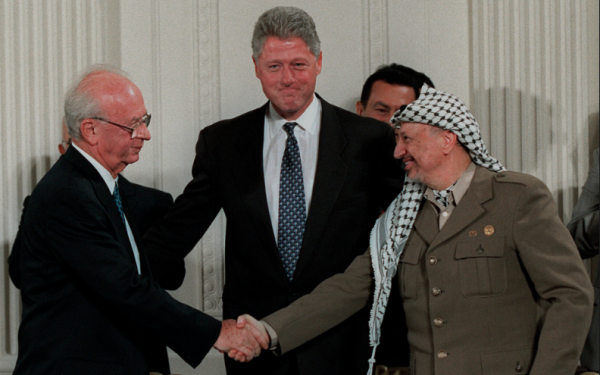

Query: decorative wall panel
[470,0,592,222]
[193,0,225,316]
[363,0,388,79]
[0,1,114,371]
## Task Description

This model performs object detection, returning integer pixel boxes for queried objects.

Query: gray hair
[252,6,321,60]
[63,64,129,141]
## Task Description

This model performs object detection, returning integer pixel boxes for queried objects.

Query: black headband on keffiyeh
[365,84,505,375]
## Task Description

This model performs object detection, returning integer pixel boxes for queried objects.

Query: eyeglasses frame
[91,113,151,137]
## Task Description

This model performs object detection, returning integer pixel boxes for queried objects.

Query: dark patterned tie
[278,122,307,281]
[113,182,126,224]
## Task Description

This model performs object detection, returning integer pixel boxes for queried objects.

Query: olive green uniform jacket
[264,166,594,375]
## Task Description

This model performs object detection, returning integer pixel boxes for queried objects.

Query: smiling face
[253,36,322,120]
[357,81,416,124]
[394,122,446,187]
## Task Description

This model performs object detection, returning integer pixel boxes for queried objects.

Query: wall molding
[363,0,389,79]
[194,0,224,316]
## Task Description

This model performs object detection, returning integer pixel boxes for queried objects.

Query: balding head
[64,65,150,177]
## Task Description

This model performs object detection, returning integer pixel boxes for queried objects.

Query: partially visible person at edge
[568,147,599,374]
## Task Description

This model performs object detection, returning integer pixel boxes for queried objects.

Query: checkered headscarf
[366,84,505,375]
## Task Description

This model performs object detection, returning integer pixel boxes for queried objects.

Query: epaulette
[493,171,529,186]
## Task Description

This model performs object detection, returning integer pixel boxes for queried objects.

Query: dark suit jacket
[8,177,175,289]
[144,97,404,375]
[8,177,177,374]
[12,147,221,375]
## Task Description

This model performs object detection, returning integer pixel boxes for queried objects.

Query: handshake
[213,314,270,362]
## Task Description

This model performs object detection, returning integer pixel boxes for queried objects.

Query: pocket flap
[455,236,504,259]
[398,244,423,265]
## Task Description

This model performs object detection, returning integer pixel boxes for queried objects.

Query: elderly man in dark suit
[11,66,267,375]
[8,124,176,374]
[239,85,594,375]
[143,6,403,375]
[568,148,599,374]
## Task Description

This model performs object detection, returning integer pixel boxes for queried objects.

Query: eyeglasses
[92,113,151,138]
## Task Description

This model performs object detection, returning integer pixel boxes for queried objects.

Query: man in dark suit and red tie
[143,6,404,375]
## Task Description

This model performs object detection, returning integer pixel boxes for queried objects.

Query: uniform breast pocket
[455,236,506,298]
[398,244,424,301]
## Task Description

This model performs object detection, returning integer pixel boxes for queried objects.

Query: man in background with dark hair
[357,64,434,125]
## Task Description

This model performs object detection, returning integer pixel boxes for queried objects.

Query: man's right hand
[213,319,269,362]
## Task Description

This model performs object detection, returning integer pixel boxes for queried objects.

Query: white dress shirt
[263,94,322,241]
[72,143,142,274]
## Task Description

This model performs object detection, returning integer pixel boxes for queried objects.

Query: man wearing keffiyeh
[240,84,594,375]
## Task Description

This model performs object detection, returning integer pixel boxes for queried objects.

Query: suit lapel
[294,98,348,278]
[428,167,494,250]
[65,148,137,266]
[231,104,288,283]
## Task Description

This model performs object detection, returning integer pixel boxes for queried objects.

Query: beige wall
[1,1,598,374]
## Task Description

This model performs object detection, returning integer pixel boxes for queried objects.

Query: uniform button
[432,287,442,296]
[433,318,444,327]
[437,350,448,359]
[428,256,437,265]
[442,212,448,217]
[515,362,523,372]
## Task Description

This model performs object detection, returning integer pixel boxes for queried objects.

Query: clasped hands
[213,314,270,362]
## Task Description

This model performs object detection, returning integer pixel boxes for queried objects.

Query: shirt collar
[424,162,477,208]
[267,94,320,135]
[72,143,118,194]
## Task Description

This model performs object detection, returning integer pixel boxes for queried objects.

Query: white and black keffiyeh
[366,84,505,374]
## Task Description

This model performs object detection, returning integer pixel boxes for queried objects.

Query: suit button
[433,318,444,327]
[437,350,448,359]
[432,287,442,296]
[428,256,437,265]
[515,361,523,372]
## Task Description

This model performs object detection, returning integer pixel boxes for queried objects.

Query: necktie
[113,182,126,223]
[278,122,307,281]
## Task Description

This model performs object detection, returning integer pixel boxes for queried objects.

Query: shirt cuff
[261,320,279,350]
